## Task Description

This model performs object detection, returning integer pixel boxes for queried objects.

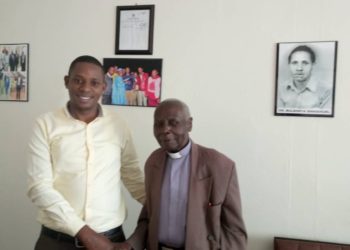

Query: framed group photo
[0,43,29,102]
[102,58,162,107]
[115,5,155,55]
[274,41,337,117]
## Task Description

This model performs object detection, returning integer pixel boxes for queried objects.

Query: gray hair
[156,98,191,118]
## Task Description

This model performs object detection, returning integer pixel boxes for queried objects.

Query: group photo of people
[102,58,162,107]
[0,44,28,101]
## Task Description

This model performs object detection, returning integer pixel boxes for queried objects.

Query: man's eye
[154,122,163,128]
[73,78,83,84]
[91,81,100,86]
[169,120,178,126]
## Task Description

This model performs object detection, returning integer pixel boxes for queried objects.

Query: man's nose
[160,122,171,133]
[80,82,91,91]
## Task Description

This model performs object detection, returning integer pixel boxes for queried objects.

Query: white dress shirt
[27,105,145,236]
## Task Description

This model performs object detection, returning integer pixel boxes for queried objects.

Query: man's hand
[76,225,115,250]
[113,242,132,250]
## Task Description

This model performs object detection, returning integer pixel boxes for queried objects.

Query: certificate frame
[274,41,337,117]
[115,5,155,55]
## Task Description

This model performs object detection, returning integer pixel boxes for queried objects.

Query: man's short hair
[288,45,316,64]
[68,55,104,75]
[156,98,192,119]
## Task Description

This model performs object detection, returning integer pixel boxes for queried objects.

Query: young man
[135,67,148,106]
[116,98,247,250]
[27,55,145,250]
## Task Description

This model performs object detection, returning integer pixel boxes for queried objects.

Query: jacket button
[207,235,215,241]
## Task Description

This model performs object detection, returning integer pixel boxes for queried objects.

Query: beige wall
[1,0,350,249]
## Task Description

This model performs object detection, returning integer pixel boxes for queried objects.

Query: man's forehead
[154,115,182,121]
[291,51,312,60]
[70,63,104,76]
[156,104,183,114]
[155,107,186,119]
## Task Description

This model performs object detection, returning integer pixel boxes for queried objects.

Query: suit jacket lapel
[148,150,167,249]
[185,143,213,248]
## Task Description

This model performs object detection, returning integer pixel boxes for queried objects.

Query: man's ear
[64,76,69,88]
[187,117,193,132]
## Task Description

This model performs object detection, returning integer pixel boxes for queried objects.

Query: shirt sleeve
[120,126,146,204]
[27,118,86,236]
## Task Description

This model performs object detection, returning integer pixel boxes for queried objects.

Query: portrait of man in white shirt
[275,41,337,117]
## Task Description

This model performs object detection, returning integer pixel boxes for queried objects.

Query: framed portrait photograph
[102,58,162,107]
[115,5,155,55]
[0,43,29,102]
[274,41,337,117]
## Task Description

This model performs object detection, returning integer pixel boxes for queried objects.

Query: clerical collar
[167,140,192,159]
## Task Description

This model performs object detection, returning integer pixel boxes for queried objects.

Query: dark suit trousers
[34,227,126,250]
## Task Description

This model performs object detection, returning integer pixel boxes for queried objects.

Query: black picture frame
[0,43,29,102]
[102,58,162,107]
[115,5,155,55]
[274,41,337,117]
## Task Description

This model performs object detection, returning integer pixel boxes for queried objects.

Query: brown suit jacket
[128,142,247,250]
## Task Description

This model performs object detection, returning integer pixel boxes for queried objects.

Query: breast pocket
[50,134,87,173]
[93,141,121,171]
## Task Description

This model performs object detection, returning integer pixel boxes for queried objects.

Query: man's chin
[161,143,178,152]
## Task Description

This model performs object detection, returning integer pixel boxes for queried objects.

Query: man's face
[151,70,158,78]
[119,69,125,76]
[64,62,106,114]
[153,103,192,153]
[108,66,114,75]
[289,51,314,84]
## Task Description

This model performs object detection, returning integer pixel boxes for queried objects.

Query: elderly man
[116,98,247,250]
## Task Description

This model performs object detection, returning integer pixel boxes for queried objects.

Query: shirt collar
[64,102,104,119]
[286,76,317,93]
[167,140,192,159]
[305,77,317,92]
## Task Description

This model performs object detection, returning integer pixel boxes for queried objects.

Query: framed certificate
[115,5,155,55]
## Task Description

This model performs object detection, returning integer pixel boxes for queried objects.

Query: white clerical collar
[167,140,192,159]
[167,152,182,159]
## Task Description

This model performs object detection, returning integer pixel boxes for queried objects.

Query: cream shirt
[27,105,145,236]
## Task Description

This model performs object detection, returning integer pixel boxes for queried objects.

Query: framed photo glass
[102,58,162,107]
[115,5,155,55]
[274,41,337,117]
[0,43,29,102]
